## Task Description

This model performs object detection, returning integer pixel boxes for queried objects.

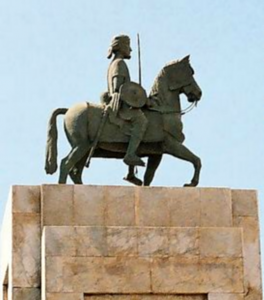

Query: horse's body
[45,56,202,186]
[65,102,165,144]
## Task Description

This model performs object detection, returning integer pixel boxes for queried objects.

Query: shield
[120,81,148,108]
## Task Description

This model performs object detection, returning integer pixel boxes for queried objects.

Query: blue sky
[0,0,263,281]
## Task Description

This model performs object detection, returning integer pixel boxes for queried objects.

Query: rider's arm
[107,76,125,113]
[112,76,125,93]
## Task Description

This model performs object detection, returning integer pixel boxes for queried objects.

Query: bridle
[149,100,198,116]
[179,100,198,115]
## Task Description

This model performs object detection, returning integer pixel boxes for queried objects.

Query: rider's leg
[123,110,148,167]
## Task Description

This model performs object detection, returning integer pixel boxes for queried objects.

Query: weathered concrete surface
[0,185,262,300]
[43,226,244,259]
[12,287,40,300]
[232,190,262,300]
[84,296,206,300]
[0,186,41,300]
[46,293,84,300]
[40,186,235,228]
[208,294,244,300]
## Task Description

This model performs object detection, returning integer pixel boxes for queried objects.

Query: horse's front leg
[164,136,201,187]
[143,155,162,186]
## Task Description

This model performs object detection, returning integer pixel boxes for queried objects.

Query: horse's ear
[182,55,190,62]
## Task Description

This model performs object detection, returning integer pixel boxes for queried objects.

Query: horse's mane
[149,56,192,106]
[149,59,181,104]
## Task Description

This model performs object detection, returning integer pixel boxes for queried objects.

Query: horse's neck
[155,89,181,111]
[150,76,181,111]
[164,90,181,110]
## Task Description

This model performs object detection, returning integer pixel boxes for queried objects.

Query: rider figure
[106,34,148,168]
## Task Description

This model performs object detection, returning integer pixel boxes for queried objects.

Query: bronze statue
[45,34,202,186]
[104,35,148,185]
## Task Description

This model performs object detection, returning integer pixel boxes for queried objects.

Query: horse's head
[163,55,202,103]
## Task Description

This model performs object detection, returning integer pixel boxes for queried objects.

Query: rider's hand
[107,93,120,114]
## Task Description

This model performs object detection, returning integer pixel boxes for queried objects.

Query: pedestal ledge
[0,185,262,300]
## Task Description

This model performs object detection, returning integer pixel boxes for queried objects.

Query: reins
[179,101,197,115]
[148,100,198,116]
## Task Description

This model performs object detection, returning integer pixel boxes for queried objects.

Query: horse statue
[45,55,202,186]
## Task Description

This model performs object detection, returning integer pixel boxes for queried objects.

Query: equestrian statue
[45,34,203,186]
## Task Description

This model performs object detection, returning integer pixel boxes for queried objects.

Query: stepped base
[0,185,262,299]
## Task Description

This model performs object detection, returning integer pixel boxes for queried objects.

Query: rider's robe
[107,57,147,136]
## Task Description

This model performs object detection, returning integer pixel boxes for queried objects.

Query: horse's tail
[45,108,68,174]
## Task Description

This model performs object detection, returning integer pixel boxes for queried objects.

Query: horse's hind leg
[69,154,88,184]
[123,166,143,186]
[143,155,162,186]
[165,137,201,187]
[59,141,90,184]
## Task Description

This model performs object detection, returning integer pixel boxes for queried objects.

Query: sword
[85,108,109,168]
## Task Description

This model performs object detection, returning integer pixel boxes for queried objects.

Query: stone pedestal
[0,185,262,300]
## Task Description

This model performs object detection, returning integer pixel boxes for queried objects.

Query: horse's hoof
[123,175,143,186]
[183,181,198,187]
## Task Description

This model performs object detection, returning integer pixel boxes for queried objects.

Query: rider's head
[107,35,131,59]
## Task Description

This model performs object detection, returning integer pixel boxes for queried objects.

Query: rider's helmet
[107,35,130,59]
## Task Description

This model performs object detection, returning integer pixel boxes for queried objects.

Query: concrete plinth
[0,185,262,299]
